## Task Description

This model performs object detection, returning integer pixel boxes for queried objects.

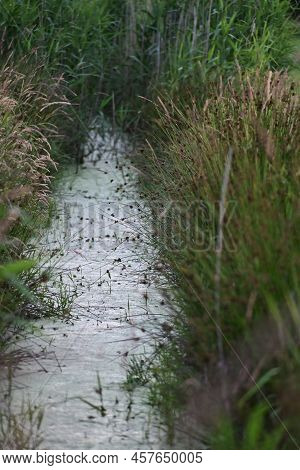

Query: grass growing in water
[0,373,43,450]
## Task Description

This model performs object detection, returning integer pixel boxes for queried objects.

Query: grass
[122,2,300,450]
[0,1,296,127]
[135,69,300,448]
[0,0,298,450]
[0,371,43,449]
[0,58,72,339]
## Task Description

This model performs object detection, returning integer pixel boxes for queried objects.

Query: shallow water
[9,130,172,449]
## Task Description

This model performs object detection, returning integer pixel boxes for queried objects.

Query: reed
[137,69,300,448]
[0,59,69,339]
[0,1,295,128]
[0,0,298,448]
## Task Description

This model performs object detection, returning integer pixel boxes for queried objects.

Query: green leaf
[243,404,268,449]
[239,367,280,407]
[0,259,37,280]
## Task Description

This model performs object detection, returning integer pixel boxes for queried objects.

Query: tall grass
[0,59,69,341]
[0,1,295,128]
[0,0,298,449]
[138,68,300,448]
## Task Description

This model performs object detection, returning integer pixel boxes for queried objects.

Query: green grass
[0,1,296,127]
[137,67,300,448]
[0,59,72,344]
[0,0,298,449]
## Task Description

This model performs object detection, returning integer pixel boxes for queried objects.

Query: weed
[138,69,300,447]
[0,372,43,449]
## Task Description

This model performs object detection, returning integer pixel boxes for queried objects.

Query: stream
[8,127,172,449]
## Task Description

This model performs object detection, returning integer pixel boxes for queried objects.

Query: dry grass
[0,61,69,204]
[0,58,70,340]
[0,60,71,449]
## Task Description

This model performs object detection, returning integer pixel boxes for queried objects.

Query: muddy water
[11,130,171,449]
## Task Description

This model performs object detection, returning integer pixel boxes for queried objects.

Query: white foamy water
[8,129,172,449]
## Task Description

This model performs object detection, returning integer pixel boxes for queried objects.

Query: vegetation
[0,0,299,449]
[0,1,295,125]
[136,69,300,449]
[0,58,70,343]
[0,373,43,449]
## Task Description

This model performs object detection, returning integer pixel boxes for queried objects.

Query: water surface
[9,130,171,449]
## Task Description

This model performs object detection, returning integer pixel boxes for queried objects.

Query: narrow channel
[9,127,171,449]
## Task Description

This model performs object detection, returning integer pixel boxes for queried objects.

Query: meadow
[0,0,299,449]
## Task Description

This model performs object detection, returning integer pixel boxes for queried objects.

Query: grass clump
[138,69,300,448]
[0,62,67,201]
[0,373,43,450]
[0,59,69,342]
